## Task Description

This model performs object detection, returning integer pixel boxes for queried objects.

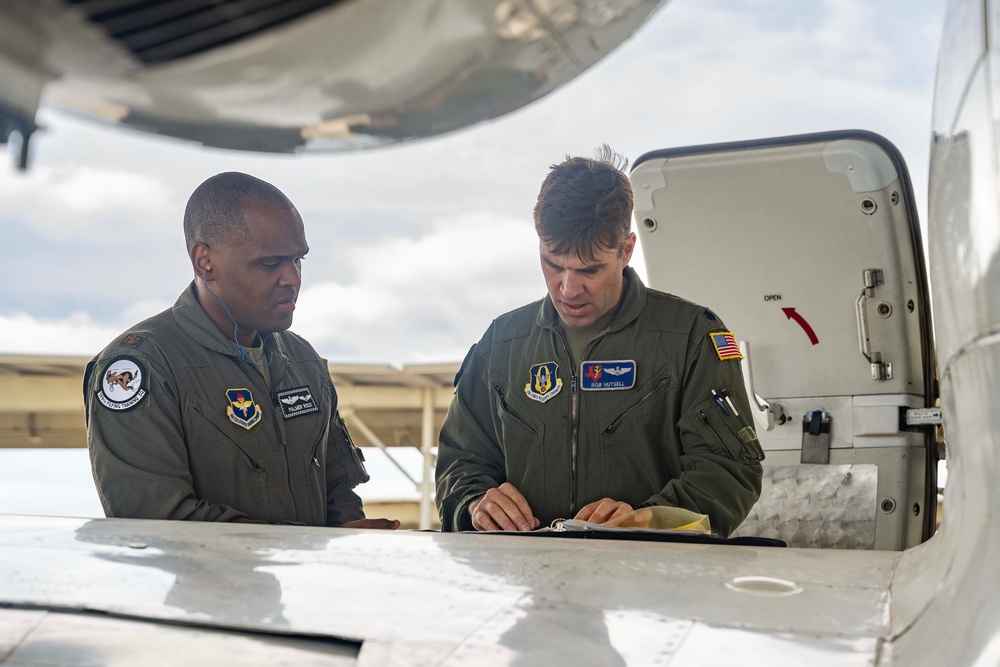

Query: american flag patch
[710,332,744,361]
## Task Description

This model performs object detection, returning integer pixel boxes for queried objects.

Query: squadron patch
[580,360,636,391]
[524,361,563,403]
[96,357,147,411]
[226,388,263,430]
[710,331,744,361]
[276,386,319,420]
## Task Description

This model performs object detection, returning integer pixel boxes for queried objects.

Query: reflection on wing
[0,0,667,168]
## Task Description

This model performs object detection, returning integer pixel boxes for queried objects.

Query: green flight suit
[84,283,369,526]
[436,267,764,536]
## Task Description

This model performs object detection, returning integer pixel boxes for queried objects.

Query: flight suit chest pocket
[597,368,678,504]
[600,371,677,439]
[184,393,272,518]
[186,394,267,468]
[487,370,545,491]
[691,390,765,464]
[488,370,543,439]
[277,386,331,463]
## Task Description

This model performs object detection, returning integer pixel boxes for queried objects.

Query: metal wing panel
[928,48,1000,367]
[0,608,359,667]
[884,341,1000,665]
[0,0,668,154]
[884,1,1000,663]
[63,0,348,66]
[0,515,899,665]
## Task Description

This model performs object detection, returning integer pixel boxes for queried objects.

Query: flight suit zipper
[248,455,264,473]
[570,372,578,515]
[556,328,608,517]
[554,329,578,515]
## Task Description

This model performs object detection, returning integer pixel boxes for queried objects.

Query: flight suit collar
[172,282,289,381]
[537,265,647,333]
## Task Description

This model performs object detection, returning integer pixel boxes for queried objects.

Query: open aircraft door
[631,131,939,550]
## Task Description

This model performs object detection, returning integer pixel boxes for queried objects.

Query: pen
[721,389,740,417]
[711,389,729,416]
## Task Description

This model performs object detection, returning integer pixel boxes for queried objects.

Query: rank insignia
[581,360,636,391]
[227,388,262,430]
[710,331,744,361]
[121,333,146,347]
[96,356,147,411]
[524,361,563,403]
[276,386,319,420]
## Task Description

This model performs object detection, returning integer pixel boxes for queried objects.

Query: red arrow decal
[782,307,819,345]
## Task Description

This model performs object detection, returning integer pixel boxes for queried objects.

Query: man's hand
[605,507,653,528]
[468,483,540,531]
[573,498,634,525]
[340,518,401,530]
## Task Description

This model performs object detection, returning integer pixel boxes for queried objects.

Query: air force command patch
[96,357,147,411]
[227,388,263,430]
[711,331,744,361]
[581,360,636,390]
[276,386,319,419]
[524,361,563,403]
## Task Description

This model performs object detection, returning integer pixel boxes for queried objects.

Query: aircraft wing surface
[0,514,898,665]
[0,0,666,168]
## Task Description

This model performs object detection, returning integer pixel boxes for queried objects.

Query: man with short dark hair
[85,172,398,529]
[435,147,763,536]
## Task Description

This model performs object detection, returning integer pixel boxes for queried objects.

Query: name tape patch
[580,360,637,391]
[276,386,319,420]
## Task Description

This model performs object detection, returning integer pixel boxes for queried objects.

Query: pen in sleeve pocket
[721,389,739,417]
[710,389,729,416]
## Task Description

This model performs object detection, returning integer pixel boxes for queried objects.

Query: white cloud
[123,298,174,324]
[0,311,119,356]
[0,0,946,366]
[295,212,543,362]
[0,163,176,241]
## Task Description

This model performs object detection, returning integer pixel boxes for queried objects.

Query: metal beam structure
[0,354,458,527]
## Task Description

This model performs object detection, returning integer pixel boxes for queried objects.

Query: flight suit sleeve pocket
[689,393,765,464]
[335,416,370,487]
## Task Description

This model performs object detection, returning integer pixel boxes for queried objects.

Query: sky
[0,0,947,516]
[0,0,946,366]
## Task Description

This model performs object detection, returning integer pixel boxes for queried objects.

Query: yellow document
[557,506,712,534]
